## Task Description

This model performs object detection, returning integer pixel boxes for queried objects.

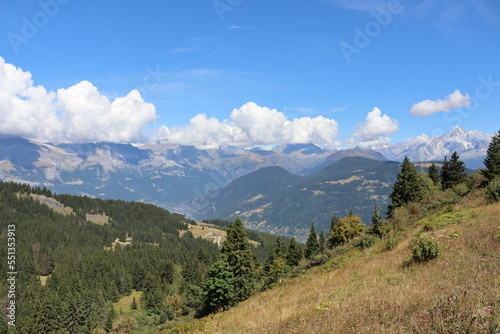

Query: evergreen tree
[304,223,319,259]
[274,236,288,260]
[370,205,384,237]
[131,297,137,310]
[328,213,365,247]
[182,257,201,285]
[220,218,257,304]
[286,237,302,267]
[318,230,326,253]
[0,313,7,334]
[328,215,340,249]
[482,130,500,181]
[441,152,467,189]
[104,307,116,333]
[428,163,440,185]
[265,236,288,275]
[388,156,424,214]
[202,260,234,314]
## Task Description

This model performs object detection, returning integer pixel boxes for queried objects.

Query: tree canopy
[388,157,424,213]
[482,130,500,181]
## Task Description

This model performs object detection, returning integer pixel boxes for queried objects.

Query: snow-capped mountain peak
[374,127,492,168]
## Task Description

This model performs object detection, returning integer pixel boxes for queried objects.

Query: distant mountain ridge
[184,157,401,241]
[374,126,492,168]
[0,127,491,217]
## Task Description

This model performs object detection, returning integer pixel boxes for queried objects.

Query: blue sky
[0,0,499,148]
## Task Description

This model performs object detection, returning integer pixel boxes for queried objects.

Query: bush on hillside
[411,237,441,263]
[383,231,399,251]
[452,183,469,197]
[353,234,379,250]
[485,176,500,201]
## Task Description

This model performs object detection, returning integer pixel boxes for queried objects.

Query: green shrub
[452,182,469,196]
[353,234,378,250]
[411,237,441,262]
[384,232,399,251]
[485,176,500,201]
[308,253,328,267]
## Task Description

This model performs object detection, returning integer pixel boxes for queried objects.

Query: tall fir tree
[286,236,302,267]
[482,130,500,181]
[328,215,340,249]
[318,230,326,253]
[370,205,384,237]
[220,218,257,304]
[274,236,288,260]
[131,297,137,310]
[202,260,234,314]
[441,152,467,189]
[304,222,319,259]
[388,156,424,214]
[428,163,440,185]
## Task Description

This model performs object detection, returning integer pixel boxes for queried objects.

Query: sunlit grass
[191,201,500,333]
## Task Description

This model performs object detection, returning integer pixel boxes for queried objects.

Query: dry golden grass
[37,275,50,286]
[113,290,143,314]
[180,222,260,247]
[192,202,500,333]
[85,213,110,225]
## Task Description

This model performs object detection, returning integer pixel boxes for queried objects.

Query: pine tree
[274,236,287,260]
[304,222,319,258]
[286,237,302,267]
[318,231,326,253]
[370,205,384,237]
[428,163,440,185]
[202,260,234,314]
[388,156,424,214]
[131,297,137,310]
[441,152,467,189]
[265,237,288,275]
[220,218,257,304]
[328,215,340,249]
[0,313,7,334]
[104,307,115,333]
[482,130,500,181]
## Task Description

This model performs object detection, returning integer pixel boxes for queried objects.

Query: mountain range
[185,157,401,241]
[0,126,492,238]
[373,126,492,169]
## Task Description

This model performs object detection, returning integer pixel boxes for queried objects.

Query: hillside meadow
[175,198,499,333]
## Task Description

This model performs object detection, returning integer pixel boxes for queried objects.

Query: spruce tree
[441,152,467,189]
[220,218,257,304]
[428,163,440,185]
[304,222,319,259]
[202,260,234,313]
[286,237,302,267]
[274,236,288,260]
[328,215,340,249]
[370,205,384,237]
[131,297,137,310]
[0,313,7,334]
[388,156,424,214]
[482,130,500,181]
[318,230,326,253]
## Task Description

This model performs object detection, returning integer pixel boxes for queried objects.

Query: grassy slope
[190,201,499,333]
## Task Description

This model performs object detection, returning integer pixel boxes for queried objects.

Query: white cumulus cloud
[409,89,472,116]
[0,57,157,143]
[0,58,340,148]
[349,107,399,146]
[154,102,340,149]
